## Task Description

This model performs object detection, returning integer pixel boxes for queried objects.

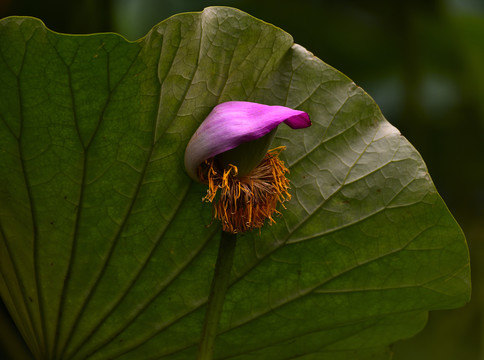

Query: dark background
[1,0,482,359]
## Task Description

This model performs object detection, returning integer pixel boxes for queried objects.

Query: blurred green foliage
[1,0,482,359]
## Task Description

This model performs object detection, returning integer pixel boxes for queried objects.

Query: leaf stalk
[197,231,237,360]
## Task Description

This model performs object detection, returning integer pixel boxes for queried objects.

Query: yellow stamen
[197,147,291,234]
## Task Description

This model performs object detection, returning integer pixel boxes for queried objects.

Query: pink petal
[184,101,311,181]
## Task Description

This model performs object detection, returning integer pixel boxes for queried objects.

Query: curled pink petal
[184,101,311,181]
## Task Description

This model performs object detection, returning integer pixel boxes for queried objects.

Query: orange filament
[197,147,291,234]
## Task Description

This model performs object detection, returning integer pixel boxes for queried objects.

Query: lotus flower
[185,101,311,233]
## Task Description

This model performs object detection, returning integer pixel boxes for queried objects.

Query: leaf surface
[0,7,470,360]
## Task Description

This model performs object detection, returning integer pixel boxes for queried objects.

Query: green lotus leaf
[0,7,470,360]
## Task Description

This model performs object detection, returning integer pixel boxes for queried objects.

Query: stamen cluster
[198,147,291,233]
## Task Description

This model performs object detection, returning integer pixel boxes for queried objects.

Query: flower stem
[197,231,237,360]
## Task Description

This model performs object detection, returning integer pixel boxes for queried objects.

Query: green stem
[197,231,237,360]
